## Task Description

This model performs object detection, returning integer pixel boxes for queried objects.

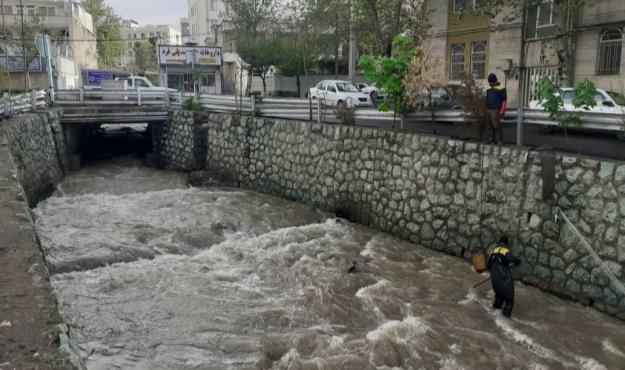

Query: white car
[529,88,625,138]
[309,80,373,108]
[361,82,385,102]
[529,88,625,114]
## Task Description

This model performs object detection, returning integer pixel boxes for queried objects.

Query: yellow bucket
[472,251,488,273]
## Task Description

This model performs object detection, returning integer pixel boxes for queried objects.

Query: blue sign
[86,71,113,85]
[0,56,44,72]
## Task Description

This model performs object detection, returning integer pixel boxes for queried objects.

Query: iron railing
[0,90,47,118]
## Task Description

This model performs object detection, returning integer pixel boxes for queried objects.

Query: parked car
[529,88,625,138]
[529,88,625,114]
[428,83,467,110]
[355,83,369,91]
[361,82,385,103]
[309,80,373,108]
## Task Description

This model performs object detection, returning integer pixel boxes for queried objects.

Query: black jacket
[488,244,522,300]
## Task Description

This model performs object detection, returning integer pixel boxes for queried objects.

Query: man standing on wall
[485,73,507,144]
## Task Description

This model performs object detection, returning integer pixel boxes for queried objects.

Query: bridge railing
[55,88,182,106]
[1,90,47,118]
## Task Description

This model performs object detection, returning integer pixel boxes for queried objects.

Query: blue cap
[488,73,498,84]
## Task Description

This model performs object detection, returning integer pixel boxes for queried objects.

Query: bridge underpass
[56,105,171,168]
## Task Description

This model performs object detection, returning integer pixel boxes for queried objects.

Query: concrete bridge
[58,106,170,125]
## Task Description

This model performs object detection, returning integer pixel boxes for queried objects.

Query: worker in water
[485,73,508,145]
[487,235,522,318]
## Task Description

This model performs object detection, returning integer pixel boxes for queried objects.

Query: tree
[237,36,282,95]
[274,34,317,97]
[359,34,416,129]
[81,0,124,68]
[133,38,157,74]
[403,50,448,123]
[9,14,44,89]
[537,77,597,130]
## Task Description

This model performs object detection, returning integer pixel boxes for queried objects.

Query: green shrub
[182,97,204,112]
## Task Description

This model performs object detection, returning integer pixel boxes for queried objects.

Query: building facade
[425,0,625,107]
[180,17,190,44]
[121,20,181,72]
[188,0,226,46]
[0,0,97,89]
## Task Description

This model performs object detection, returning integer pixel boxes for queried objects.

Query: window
[16,5,23,15]
[47,7,55,16]
[136,79,150,88]
[453,0,466,13]
[141,33,146,39]
[27,6,35,15]
[210,0,218,11]
[3,6,12,15]
[471,42,487,79]
[38,7,46,16]
[562,90,574,101]
[595,92,607,102]
[596,28,623,76]
[128,42,133,48]
[537,0,554,28]
[450,44,465,79]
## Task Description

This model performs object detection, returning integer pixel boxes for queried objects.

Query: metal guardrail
[189,94,625,134]
[55,88,182,106]
[1,90,47,118]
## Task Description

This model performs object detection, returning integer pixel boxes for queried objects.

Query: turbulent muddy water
[34,160,625,370]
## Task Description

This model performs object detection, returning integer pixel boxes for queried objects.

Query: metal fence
[0,90,48,118]
[55,89,182,106]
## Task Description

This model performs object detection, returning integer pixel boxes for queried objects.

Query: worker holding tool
[487,235,522,318]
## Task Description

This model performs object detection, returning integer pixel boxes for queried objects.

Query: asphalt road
[354,117,625,160]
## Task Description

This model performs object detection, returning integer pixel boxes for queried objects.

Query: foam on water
[34,161,625,370]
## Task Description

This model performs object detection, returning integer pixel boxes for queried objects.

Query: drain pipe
[557,208,625,298]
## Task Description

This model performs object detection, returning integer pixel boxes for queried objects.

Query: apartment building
[188,0,226,46]
[121,20,181,72]
[0,0,97,89]
[180,17,190,43]
[424,0,625,106]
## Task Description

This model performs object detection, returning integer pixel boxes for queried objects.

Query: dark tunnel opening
[73,123,155,163]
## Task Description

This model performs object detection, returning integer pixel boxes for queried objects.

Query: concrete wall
[3,110,67,207]
[205,114,625,319]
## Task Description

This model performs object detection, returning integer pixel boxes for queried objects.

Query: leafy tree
[133,38,158,74]
[359,34,416,128]
[8,14,44,89]
[81,0,124,68]
[223,0,277,37]
[274,34,317,97]
[536,77,597,129]
[237,36,282,95]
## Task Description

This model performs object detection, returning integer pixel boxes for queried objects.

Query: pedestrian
[485,73,507,144]
[487,235,521,318]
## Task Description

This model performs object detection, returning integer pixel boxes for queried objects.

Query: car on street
[361,82,386,103]
[529,88,625,139]
[428,83,467,110]
[309,80,373,108]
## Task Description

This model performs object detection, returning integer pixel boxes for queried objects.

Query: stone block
[598,162,615,180]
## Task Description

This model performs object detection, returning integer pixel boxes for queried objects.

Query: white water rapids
[33,160,625,370]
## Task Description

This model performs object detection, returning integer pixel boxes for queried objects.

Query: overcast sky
[107,0,187,29]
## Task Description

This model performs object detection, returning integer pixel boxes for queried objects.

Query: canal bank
[2,109,625,368]
[0,129,73,369]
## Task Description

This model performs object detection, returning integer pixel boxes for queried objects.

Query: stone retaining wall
[155,110,208,171]
[3,110,67,207]
[206,114,625,319]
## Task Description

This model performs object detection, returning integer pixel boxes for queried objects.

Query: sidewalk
[0,132,71,369]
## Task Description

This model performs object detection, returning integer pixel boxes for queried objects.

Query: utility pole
[1,0,12,97]
[19,0,27,91]
[347,0,356,83]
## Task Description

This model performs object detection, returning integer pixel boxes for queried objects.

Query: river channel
[33,159,625,370]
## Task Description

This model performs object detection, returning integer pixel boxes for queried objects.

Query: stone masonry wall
[3,110,67,207]
[157,110,208,171]
[206,114,625,319]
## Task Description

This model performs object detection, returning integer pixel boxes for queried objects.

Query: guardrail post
[179,92,183,108]
[137,88,142,106]
[317,98,321,124]
[251,95,256,116]
[165,89,169,106]
[31,90,37,112]
[79,88,84,104]
[516,107,524,146]
[309,95,313,121]
[2,93,10,118]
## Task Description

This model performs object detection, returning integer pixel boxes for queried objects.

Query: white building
[0,0,97,89]
[121,20,181,72]
[188,0,226,46]
[180,17,190,43]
